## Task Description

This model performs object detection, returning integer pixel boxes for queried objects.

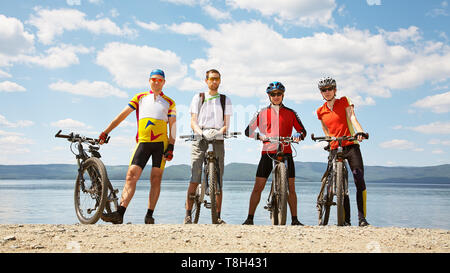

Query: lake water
[0,179,449,229]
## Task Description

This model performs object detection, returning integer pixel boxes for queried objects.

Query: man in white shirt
[184,69,232,224]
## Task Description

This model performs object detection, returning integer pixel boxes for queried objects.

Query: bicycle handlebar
[262,136,300,144]
[179,132,241,141]
[310,132,369,143]
[55,130,109,144]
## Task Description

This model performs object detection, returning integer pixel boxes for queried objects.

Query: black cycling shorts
[130,142,167,170]
[256,153,295,179]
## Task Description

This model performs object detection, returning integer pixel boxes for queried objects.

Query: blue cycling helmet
[266,81,285,93]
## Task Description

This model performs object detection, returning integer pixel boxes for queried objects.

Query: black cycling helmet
[318,77,336,90]
[266,81,285,93]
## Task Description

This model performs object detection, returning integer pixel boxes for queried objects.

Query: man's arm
[190,113,203,135]
[168,116,176,145]
[99,106,134,144]
[219,115,230,134]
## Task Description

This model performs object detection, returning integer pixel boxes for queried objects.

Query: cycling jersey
[245,104,306,154]
[128,90,176,143]
[316,96,358,150]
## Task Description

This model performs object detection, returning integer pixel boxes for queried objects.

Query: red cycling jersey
[245,104,306,154]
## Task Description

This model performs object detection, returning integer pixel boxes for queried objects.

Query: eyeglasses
[320,87,335,92]
[207,77,220,82]
[269,92,283,97]
[151,78,164,83]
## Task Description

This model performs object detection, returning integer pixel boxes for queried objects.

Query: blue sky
[0,0,449,168]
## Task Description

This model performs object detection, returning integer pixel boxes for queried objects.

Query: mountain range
[0,162,449,183]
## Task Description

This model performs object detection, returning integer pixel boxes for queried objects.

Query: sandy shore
[1,224,449,253]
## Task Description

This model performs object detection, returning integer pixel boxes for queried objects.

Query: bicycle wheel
[336,161,345,226]
[191,184,202,224]
[74,157,108,224]
[101,179,118,220]
[208,161,219,224]
[317,179,331,226]
[271,163,288,225]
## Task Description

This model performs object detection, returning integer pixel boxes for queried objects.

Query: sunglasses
[269,92,283,97]
[207,77,220,81]
[320,87,335,92]
[151,78,164,83]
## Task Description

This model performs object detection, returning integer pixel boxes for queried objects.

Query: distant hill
[0,162,449,183]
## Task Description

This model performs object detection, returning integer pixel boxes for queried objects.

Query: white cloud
[0,115,34,128]
[0,81,26,92]
[379,139,421,151]
[22,44,92,69]
[166,20,450,104]
[226,0,337,27]
[380,26,421,44]
[50,118,92,130]
[367,0,381,6]
[49,80,128,98]
[0,70,12,78]
[0,15,34,61]
[202,5,231,20]
[135,20,161,31]
[408,121,450,135]
[27,8,137,45]
[96,42,188,89]
[66,0,81,6]
[412,91,450,113]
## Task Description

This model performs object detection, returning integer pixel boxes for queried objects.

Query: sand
[1,224,449,253]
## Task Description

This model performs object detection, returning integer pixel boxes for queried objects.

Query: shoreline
[1,224,449,253]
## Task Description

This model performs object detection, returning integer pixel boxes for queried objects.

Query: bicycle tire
[74,157,108,224]
[101,179,118,220]
[318,180,331,226]
[336,161,345,226]
[192,184,201,224]
[277,163,288,225]
[271,163,288,225]
[208,161,219,224]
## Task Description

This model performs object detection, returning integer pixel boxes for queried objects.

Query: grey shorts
[190,139,225,184]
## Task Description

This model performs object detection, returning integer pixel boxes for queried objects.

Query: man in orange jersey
[99,69,176,224]
[316,77,369,227]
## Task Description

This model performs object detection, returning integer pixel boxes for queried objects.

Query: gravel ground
[1,224,449,253]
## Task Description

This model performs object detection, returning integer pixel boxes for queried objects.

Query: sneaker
[359,218,370,227]
[145,215,155,224]
[216,218,226,224]
[291,219,304,226]
[184,216,192,224]
[102,211,123,224]
[242,218,254,225]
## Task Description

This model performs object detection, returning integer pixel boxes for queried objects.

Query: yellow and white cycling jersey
[128,90,176,143]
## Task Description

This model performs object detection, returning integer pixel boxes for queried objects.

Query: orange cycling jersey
[128,90,176,143]
[316,96,358,150]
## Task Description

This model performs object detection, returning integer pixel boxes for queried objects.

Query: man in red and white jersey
[243,81,307,225]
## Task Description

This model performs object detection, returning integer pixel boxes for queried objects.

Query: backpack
[198,93,227,121]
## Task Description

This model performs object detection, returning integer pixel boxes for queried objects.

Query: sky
[0,0,449,168]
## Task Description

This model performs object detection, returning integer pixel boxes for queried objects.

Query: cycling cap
[318,77,336,90]
[266,81,285,93]
[150,69,165,79]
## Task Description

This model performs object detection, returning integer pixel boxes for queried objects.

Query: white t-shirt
[189,92,233,129]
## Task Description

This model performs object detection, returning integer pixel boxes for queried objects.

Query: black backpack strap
[220,94,226,121]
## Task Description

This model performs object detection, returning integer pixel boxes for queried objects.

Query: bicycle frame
[312,132,369,226]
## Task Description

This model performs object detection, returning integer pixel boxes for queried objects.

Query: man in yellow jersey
[99,69,176,224]
[316,77,369,227]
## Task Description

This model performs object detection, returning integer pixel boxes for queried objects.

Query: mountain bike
[311,132,369,226]
[261,136,299,225]
[180,131,241,224]
[55,130,119,224]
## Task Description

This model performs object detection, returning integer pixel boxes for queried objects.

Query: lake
[0,179,449,229]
